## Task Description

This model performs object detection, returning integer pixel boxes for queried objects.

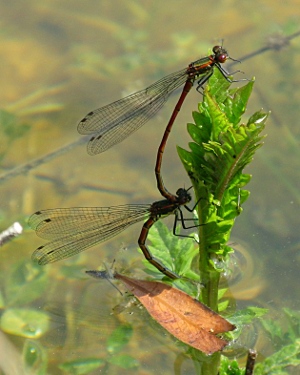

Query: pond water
[0,1,299,374]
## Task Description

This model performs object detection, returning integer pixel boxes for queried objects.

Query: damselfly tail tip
[86,270,98,277]
[86,269,114,279]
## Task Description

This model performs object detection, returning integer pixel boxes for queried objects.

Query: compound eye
[176,188,183,195]
[217,53,227,63]
[212,45,221,54]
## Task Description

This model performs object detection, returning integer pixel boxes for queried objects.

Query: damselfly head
[175,188,192,204]
[212,45,228,63]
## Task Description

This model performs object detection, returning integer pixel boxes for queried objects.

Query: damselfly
[29,187,196,279]
[78,45,244,158]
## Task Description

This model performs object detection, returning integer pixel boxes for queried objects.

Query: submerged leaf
[5,260,48,306]
[23,340,48,374]
[106,324,133,354]
[59,358,105,374]
[254,339,300,375]
[107,354,139,369]
[0,308,50,338]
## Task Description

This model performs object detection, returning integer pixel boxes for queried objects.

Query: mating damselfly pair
[29,45,246,278]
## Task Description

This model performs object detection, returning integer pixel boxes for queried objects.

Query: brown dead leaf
[114,273,235,355]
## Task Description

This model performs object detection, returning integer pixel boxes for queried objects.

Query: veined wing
[77,69,188,155]
[29,205,150,265]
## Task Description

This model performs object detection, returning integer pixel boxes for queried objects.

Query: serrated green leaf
[219,355,244,375]
[230,306,268,326]
[218,299,229,312]
[178,97,268,282]
[191,111,212,141]
[141,220,198,278]
[205,93,231,140]
[260,318,283,341]
[261,307,300,347]
[247,109,269,126]
[218,288,228,299]
[255,339,300,375]
[282,307,300,342]
[208,68,232,103]
[225,80,254,125]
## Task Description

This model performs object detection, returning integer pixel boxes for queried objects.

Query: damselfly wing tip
[77,111,95,133]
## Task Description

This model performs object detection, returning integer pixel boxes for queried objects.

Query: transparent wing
[29,205,150,265]
[77,69,188,155]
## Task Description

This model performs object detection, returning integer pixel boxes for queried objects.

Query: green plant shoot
[177,68,268,310]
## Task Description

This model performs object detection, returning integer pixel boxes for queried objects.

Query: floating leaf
[87,270,235,355]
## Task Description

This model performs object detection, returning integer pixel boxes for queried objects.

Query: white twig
[0,222,23,246]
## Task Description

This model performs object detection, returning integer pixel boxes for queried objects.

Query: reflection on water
[0,256,198,374]
[221,242,266,301]
[0,0,300,373]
